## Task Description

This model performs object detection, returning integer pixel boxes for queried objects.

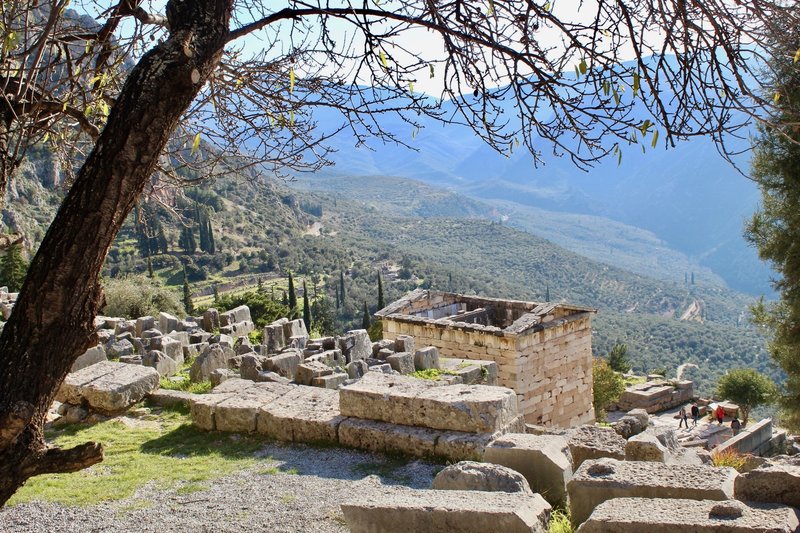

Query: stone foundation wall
[382,313,594,428]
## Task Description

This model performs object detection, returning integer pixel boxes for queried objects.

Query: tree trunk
[0,0,232,506]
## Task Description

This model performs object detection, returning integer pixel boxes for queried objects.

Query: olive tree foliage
[593,357,625,421]
[745,22,800,430]
[716,368,777,426]
[0,0,796,506]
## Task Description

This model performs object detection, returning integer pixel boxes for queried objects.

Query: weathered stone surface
[434,431,495,462]
[346,360,369,379]
[209,368,230,387]
[264,351,301,380]
[240,354,267,381]
[57,361,160,414]
[338,329,372,363]
[282,318,308,342]
[414,346,440,371]
[485,433,573,507]
[147,388,195,409]
[566,425,626,468]
[372,339,394,356]
[626,432,668,462]
[134,316,156,337]
[386,352,415,374]
[341,487,550,533]
[189,344,233,383]
[338,418,437,457]
[432,461,532,494]
[118,354,143,365]
[567,458,737,526]
[255,371,291,384]
[107,338,134,358]
[202,308,220,332]
[71,345,107,373]
[295,360,332,385]
[613,408,650,439]
[576,498,800,533]
[214,383,288,433]
[167,330,190,347]
[312,373,348,389]
[150,336,184,365]
[735,464,800,508]
[219,305,251,326]
[159,311,180,334]
[263,323,286,354]
[142,350,178,377]
[183,342,209,362]
[393,334,415,354]
[256,385,343,443]
[339,372,519,434]
[114,319,136,336]
[209,334,234,348]
[220,320,255,338]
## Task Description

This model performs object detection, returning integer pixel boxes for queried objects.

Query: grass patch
[623,375,647,387]
[711,448,748,472]
[409,368,457,380]
[159,375,213,394]
[548,508,573,533]
[9,408,270,507]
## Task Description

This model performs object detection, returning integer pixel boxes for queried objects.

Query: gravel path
[0,442,441,532]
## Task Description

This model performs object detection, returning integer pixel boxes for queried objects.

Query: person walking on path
[731,417,741,436]
[678,405,689,429]
[691,402,700,426]
[715,404,725,425]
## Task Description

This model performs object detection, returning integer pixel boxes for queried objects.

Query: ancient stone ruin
[376,289,596,427]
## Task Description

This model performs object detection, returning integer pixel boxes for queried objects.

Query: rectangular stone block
[341,487,550,533]
[577,498,799,532]
[568,459,737,526]
[338,418,438,457]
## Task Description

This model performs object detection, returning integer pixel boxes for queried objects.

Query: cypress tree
[212,283,219,305]
[339,271,346,306]
[361,301,371,330]
[147,255,154,278]
[302,280,311,332]
[377,271,385,310]
[335,284,340,309]
[545,285,550,302]
[0,243,28,292]
[182,267,193,315]
[281,290,289,307]
[288,271,297,311]
[206,216,216,254]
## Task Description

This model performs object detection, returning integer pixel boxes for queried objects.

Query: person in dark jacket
[690,403,700,426]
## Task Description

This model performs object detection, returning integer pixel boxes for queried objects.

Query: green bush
[102,275,185,319]
[593,358,625,421]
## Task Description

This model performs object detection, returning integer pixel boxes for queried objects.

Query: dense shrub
[102,275,185,318]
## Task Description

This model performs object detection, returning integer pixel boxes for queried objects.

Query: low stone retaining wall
[715,419,773,455]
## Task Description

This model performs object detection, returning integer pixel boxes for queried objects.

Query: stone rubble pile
[54,304,499,419]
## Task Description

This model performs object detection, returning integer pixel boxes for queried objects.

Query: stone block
[566,425,626,469]
[346,360,369,379]
[190,392,235,431]
[377,348,394,360]
[576,498,800,533]
[119,355,143,365]
[735,464,800,508]
[240,354,267,381]
[567,458,737,526]
[189,344,233,383]
[338,329,372,363]
[626,432,668,462]
[214,384,286,433]
[107,338,134,358]
[414,346,440,370]
[150,336,184,365]
[294,360,332,385]
[387,352,415,374]
[485,433,573,507]
[114,320,136,336]
[263,323,286,354]
[337,418,438,458]
[341,487,550,533]
[256,385,342,443]
[57,361,159,414]
[282,318,308,342]
[202,308,220,332]
[432,461,532,494]
[434,431,494,462]
[71,345,107,373]
[142,350,178,377]
[312,373,348,389]
[146,389,194,409]
[183,342,209,362]
[339,372,519,433]
[394,334,415,353]
[372,339,394,356]
[219,305,251,327]
[220,320,255,338]
[264,350,302,379]
[159,311,180,334]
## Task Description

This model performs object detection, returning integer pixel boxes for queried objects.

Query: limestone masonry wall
[379,290,595,427]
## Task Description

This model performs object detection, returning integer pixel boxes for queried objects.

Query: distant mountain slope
[291,174,726,287]
[311,104,773,296]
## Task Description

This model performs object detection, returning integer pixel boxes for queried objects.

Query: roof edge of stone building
[375,289,596,337]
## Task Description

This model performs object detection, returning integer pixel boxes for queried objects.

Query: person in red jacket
[715,404,725,425]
